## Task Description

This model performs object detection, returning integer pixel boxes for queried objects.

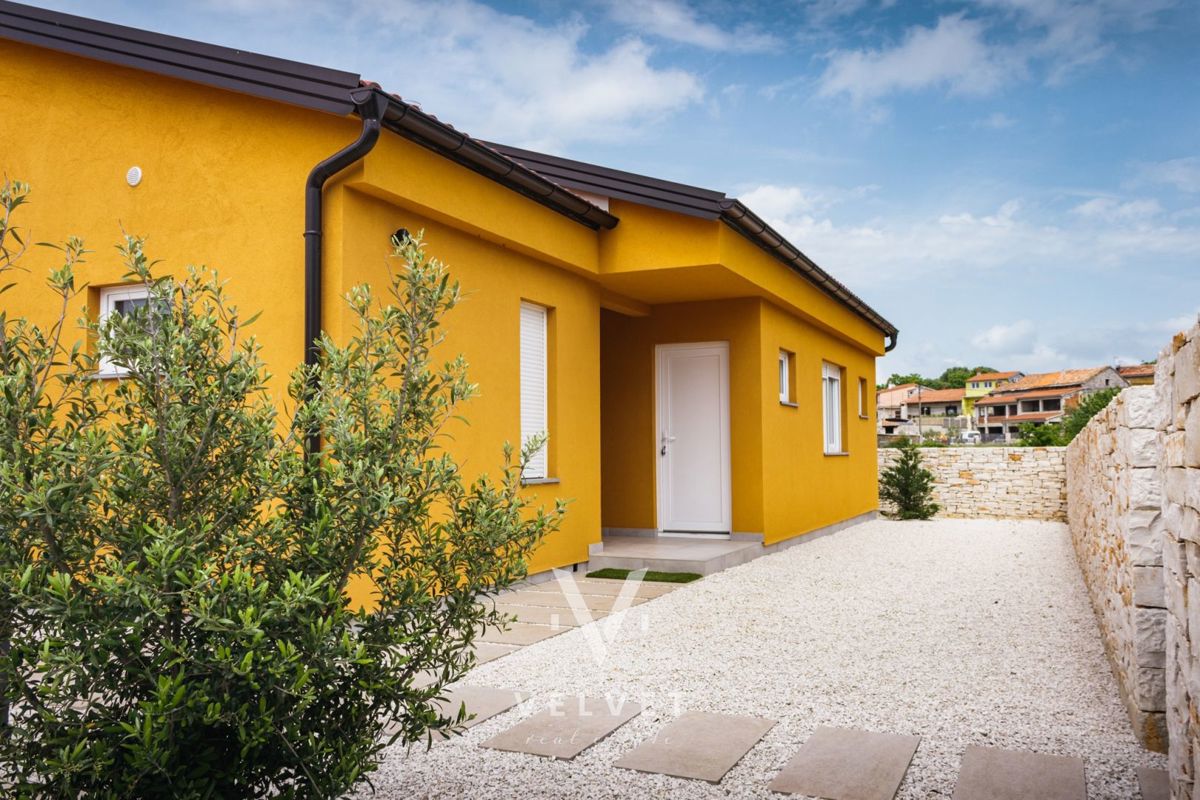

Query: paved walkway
[358,520,1167,799]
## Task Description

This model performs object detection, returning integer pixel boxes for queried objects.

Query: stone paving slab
[520,579,681,598]
[473,642,521,665]
[1137,767,1169,800]
[478,622,567,646]
[481,696,642,760]
[614,711,776,784]
[433,685,529,733]
[494,603,609,628]
[498,589,647,612]
[768,726,920,799]
[952,746,1085,800]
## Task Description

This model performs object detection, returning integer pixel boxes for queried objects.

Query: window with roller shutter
[519,302,548,479]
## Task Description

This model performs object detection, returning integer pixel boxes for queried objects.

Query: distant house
[877,384,965,437]
[1117,364,1156,386]
[963,370,1023,417]
[975,367,1129,441]
[877,383,925,433]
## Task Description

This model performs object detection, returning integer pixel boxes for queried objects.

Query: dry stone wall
[878,446,1066,521]
[1156,323,1200,800]
[1066,386,1166,751]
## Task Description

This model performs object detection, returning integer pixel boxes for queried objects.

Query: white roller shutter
[520,302,548,479]
[823,362,842,454]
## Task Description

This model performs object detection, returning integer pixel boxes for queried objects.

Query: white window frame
[97,283,150,376]
[519,301,549,481]
[778,350,793,404]
[822,361,843,455]
[858,377,867,417]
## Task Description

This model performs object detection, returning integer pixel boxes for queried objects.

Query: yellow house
[0,3,897,590]
[963,371,1022,418]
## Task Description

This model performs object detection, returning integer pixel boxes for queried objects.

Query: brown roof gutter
[719,200,898,350]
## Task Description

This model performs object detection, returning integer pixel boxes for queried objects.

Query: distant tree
[884,372,925,388]
[1018,422,1065,447]
[1061,388,1120,441]
[879,438,939,520]
[935,365,998,389]
[882,365,997,391]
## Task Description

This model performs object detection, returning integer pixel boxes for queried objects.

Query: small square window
[778,349,796,405]
[98,284,151,376]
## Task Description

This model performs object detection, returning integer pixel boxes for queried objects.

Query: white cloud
[972,319,1034,353]
[736,185,1200,290]
[347,1,706,149]
[1070,196,1162,220]
[974,111,1017,129]
[803,0,871,25]
[606,0,781,53]
[818,15,1015,103]
[980,0,1177,84]
[185,0,706,151]
[817,1,1177,107]
[1138,157,1200,193]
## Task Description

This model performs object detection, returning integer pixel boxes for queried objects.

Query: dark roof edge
[376,94,617,230]
[720,200,898,338]
[486,141,725,220]
[0,1,616,230]
[0,0,360,114]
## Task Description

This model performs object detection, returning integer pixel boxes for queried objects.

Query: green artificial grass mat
[585,568,702,583]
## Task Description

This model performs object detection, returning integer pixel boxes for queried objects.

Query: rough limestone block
[1126,386,1162,428]
[1136,666,1168,712]
[1126,427,1162,468]
[1136,565,1167,608]
[1137,608,1168,666]
[1186,403,1200,469]
[1167,469,1192,508]
[1132,468,1164,510]
[1176,336,1200,406]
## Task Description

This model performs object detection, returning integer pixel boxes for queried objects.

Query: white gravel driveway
[357,519,1165,799]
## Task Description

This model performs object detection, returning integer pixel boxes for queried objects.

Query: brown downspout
[302,89,389,452]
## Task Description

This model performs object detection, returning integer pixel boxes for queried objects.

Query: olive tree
[0,180,559,798]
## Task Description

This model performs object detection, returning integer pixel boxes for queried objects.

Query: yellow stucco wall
[758,301,879,543]
[334,187,602,574]
[600,297,879,544]
[3,38,890,588]
[0,41,600,589]
[599,300,764,534]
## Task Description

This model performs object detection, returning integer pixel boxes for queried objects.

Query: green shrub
[879,438,939,520]
[1016,389,1120,447]
[1017,421,1066,446]
[0,180,560,798]
[1061,388,1120,441]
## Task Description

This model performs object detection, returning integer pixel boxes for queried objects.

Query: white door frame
[655,341,732,534]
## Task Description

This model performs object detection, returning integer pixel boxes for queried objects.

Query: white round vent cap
[126,166,143,187]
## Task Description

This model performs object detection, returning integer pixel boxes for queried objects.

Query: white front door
[655,342,732,533]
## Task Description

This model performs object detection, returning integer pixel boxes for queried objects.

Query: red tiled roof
[1117,364,1155,378]
[1003,368,1106,392]
[976,387,1077,406]
[967,371,1020,383]
[911,388,965,403]
[979,410,1063,424]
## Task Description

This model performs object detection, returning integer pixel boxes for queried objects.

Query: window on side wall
[858,377,868,417]
[97,284,151,376]
[519,301,549,481]
[822,361,844,454]
[778,349,796,405]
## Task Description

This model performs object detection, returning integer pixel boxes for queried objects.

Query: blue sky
[30,0,1200,377]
